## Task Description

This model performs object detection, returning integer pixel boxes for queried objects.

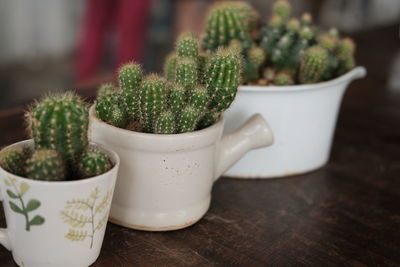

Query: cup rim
[238,66,367,93]
[0,139,120,186]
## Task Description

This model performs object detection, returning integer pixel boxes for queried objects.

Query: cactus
[272,0,291,20]
[26,149,66,181]
[168,83,186,115]
[244,46,266,83]
[154,110,176,134]
[118,63,143,118]
[95,91,129,128]
[336,38,356,75]
[28,92,88,161]
[139,74,168,133]
[176,33,199,59]
[0,146,31,176]
[177,105,202,133]
[299,46,329,84]
[301,12,312,25]
[202,1,253,52]
[197,111,221,130]
[175,58,198,92]
[274,71,294,86]
[189,85,209,113]
[78,148,112,178]
[164,53,178,81]
[97,83,116,98]
[206,48,242,112]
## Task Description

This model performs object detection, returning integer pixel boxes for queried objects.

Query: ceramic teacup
[0,140,119,267]
[89,106,273,231]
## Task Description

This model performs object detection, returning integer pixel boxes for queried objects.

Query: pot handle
[215,114,273,180]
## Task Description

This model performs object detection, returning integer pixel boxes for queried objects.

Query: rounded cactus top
[287,18,300,32]
[176,32,199,59]
[269,15,284,28]
[301,12,312,25]
[337,38,356,55]
[272,0,292,20]
[118,62,143,91]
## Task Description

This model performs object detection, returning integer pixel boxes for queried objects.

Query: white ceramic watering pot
[0,140,119,267]
[89,107,273,231]
[224,67,367,178]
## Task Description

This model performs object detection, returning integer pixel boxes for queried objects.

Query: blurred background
[0,0,399,109]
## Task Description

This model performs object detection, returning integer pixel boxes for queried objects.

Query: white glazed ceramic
[89,106,273,231]
[224,67,367,178]
[0,140,119,267]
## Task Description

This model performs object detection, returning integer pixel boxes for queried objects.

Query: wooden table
[0,25,399,266]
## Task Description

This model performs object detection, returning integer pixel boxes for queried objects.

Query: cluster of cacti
[96,32,242,134]
[0,93,113,181]
[201,0,357,85]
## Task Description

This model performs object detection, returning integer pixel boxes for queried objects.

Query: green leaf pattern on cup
[4,176,45,231]
[60,187,112,248]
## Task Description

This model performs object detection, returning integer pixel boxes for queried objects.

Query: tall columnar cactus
[26,149,66,181]
[28,93,88,161]
[175,58,198,92]
[272,0,291,20]
[95,91,129,128]
[0,146,31,176]
[154,110,176,134]
[78,148,112,178]
[164,53,178,81]
[206,48,242,112]
[336,38,356,75]
[177,105,202,133]
[299,46,329,84]
[176,33,199,59]
[189,85,209,113]
[202,1,253,52]
[169,83,186,115]
[139,74,168,133]
[245,46,266,83]
[118,63,143,118]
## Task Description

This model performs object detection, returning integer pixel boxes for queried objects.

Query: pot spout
[215,114,273,179]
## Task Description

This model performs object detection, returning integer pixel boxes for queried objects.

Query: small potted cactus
[0,93,119,267]
[200,0,366,178]
[89,33,274,231]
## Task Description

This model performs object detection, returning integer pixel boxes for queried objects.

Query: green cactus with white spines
[272,0,291,20]
[139,74,168,133]
[274,71,294,86]
[28,93,88,162]
[177,105,202,133]
[206,47,242,112]
[164,53,178,81]
[118,63,143,118]
[336,38,356,75]
[299,45,329,84]
[197,111,221,130]
[176,33,199,59]
[154,110,176,134]
[189,85,209,113]
[175,57,198,92]
[168,83,186,115]
[202,1,253,52]
[78,148,112,178]
[97,83,116,98]
[26,149,66,181]
[95,90,129,128]
[0,146,31,176]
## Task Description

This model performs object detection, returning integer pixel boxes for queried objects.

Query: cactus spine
[78,148,112,178]
[28,93,88,161]
[26,149,66,181]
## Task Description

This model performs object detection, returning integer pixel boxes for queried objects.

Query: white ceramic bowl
[224,67,367,178]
